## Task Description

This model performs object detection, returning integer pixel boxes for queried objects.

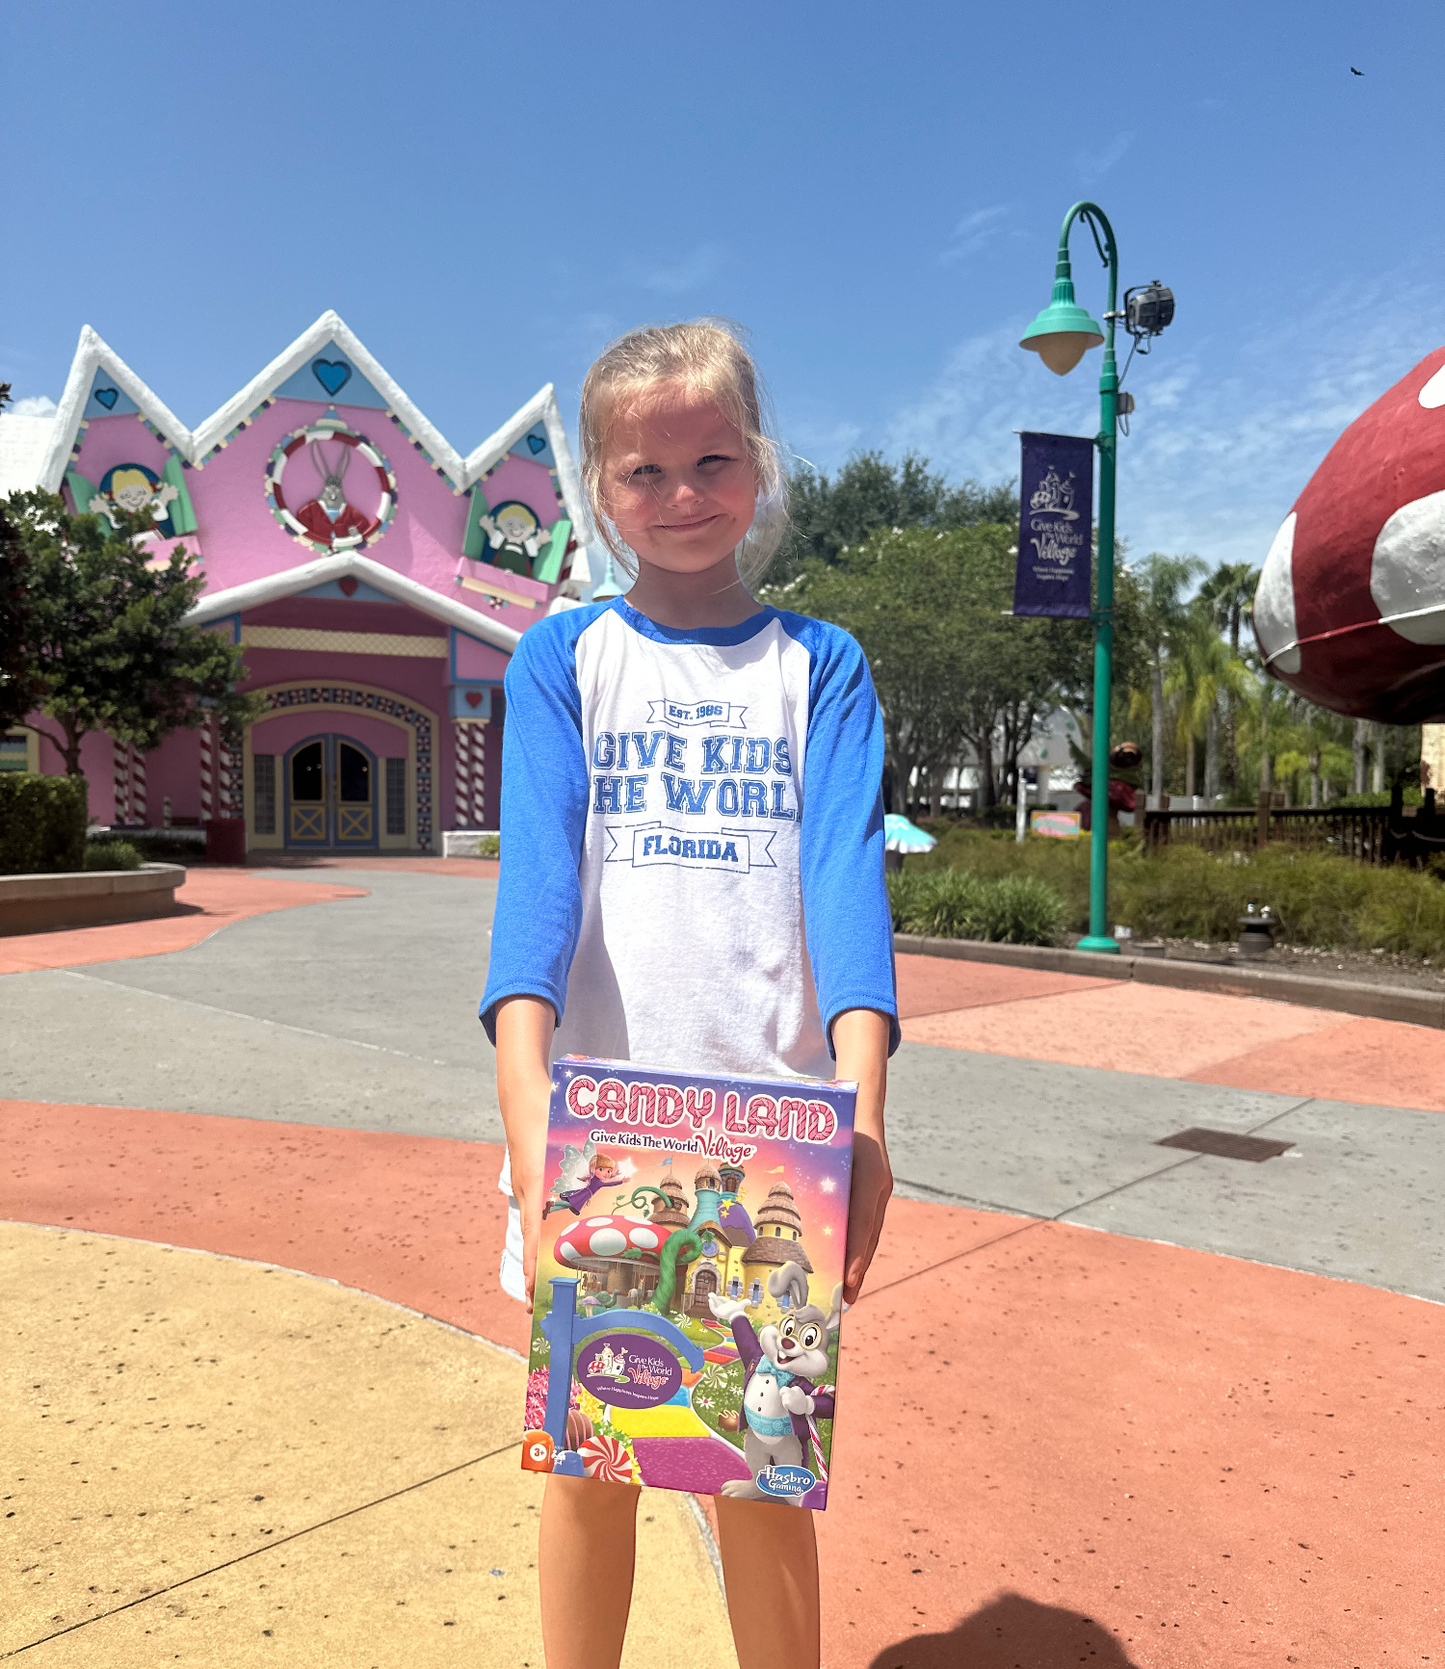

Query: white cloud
[938,205,1012,266]
[1073,131,1134,186]
[885,270,1445,570]
[8,395,56,417]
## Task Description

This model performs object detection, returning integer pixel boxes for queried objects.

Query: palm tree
[1198,561,1260,791]
[1132,554,1205,809]
[1165,600,1254,804]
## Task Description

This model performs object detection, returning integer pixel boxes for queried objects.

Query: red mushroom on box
[1254,346,1445,724]
[553,1214,676,1304]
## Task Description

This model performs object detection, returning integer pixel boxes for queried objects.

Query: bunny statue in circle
[708,1260,840,1503]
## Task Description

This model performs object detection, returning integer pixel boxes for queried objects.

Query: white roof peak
[36,313,585,535]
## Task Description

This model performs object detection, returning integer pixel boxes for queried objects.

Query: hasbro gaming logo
[755,1464,816,1498]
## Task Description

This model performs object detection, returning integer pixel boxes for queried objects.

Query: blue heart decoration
[527,431,547,455]
[94,387,119,410]
[312,359,352,396]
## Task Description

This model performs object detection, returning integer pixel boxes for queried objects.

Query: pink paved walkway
[896,953,1445,1113]
[3,1098,1441,1667]
[0,868,368,975]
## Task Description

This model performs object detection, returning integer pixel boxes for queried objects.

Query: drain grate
[1156,1127,1294,1163]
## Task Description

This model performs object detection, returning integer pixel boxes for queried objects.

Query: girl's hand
[843,1128,893,1305]
[831,1007,893,1304]
[494,995,557,1313]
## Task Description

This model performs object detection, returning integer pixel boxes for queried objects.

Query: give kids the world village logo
[595,694,797,876]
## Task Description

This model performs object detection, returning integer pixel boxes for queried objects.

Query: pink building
[7,312,604,854]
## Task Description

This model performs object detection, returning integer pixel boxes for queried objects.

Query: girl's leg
[539,1474,639,1669]
[714,1496,820,1669]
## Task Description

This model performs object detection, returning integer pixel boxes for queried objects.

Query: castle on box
[521,1057,855,1509]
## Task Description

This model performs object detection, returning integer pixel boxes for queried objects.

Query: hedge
[905,826,1445,959]
[83,837,143,872]
[0,772,88,875]
[888,868,1065,946]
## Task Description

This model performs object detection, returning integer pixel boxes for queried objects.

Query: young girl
[481,320,898,1669]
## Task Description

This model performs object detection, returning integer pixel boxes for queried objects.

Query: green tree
[1165,599,1254,802]
[0,499,42,733]
[765,524,1090,812]
[1128,553,1204,808]
[770,451,1016,581]
[6,489,261,786]
[1197,560,1260,789]
[0,383,44,732]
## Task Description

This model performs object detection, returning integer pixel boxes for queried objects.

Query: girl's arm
[832,1006,892,1303]
[494,994,556,1312]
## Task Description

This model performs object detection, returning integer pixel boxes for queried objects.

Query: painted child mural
[479,500,551,576]
[90,464,179,534]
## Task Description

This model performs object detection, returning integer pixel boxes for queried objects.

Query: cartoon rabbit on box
[708,1261,840,1502]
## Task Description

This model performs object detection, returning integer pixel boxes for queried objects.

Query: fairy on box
[540,1136,623,1220]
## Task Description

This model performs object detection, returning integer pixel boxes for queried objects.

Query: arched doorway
[284,734,378,849]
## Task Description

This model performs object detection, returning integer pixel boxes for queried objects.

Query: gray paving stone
[885,1041,1304,1216]
[1064,1097,1445,1303]
[5,867,1440,1303]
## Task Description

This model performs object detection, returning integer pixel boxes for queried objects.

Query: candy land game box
[521,1056,856,1508]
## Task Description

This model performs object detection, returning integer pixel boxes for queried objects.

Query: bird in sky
[1350,66,1364,75]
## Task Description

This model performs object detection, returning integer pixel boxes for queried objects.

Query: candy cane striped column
[471,726,486,827]
[199,716,214,821]
[454,721,473,828]
[217,728,237,818]
[130,749,147,825]
[113,740,131,823]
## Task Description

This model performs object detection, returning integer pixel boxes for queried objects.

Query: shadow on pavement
[866,1591,1141,1668]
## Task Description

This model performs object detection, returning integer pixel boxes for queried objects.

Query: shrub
[83,838,143,871]
[1331,787,1423,809]
[478,832,500,858]
[1112,843,1445,959]
[0,772,88,875]
[898,830,1445,960]
[888,868,1065,945]
[123,830,203,863]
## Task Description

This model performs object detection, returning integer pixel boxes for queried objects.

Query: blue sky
[5,0,1443,570]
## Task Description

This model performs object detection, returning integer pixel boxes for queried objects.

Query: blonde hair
[579,318,789,588]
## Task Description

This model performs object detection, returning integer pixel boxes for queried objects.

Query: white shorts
[498,1149,526,1304]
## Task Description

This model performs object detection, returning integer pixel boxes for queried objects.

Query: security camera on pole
[1014,200,1173,953]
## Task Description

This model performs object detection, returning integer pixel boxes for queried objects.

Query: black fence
[1142,786,1443,868]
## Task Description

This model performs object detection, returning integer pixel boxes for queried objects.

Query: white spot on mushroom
[1371,489,1445,644]
[558,1240,583,1263]
[1418,364,1445,410]
[587,1227,628,1257]
[629,1226,659,1250]
[1254,511,1301,673]
[584,1217,613,1228]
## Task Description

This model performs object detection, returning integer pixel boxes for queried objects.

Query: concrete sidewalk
[4,1103,1442,1667]
[4,866,1444,1665]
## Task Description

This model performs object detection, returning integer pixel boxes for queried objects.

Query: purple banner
[1014,432,1094,619]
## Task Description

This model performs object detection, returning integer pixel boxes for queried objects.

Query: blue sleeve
[478,610,595,1043]
[782,614,900,1057]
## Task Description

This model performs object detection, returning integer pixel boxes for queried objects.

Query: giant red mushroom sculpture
[1254,347,1445,724]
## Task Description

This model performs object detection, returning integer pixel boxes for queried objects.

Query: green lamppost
[1020,200,1172,954]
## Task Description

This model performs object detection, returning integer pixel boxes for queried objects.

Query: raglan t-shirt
[479,597,898,1082]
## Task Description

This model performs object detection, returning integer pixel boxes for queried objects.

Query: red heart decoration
[465,690,483,708]
[338,576,359,596]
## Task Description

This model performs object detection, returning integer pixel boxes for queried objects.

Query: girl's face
[603,387,758,576]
